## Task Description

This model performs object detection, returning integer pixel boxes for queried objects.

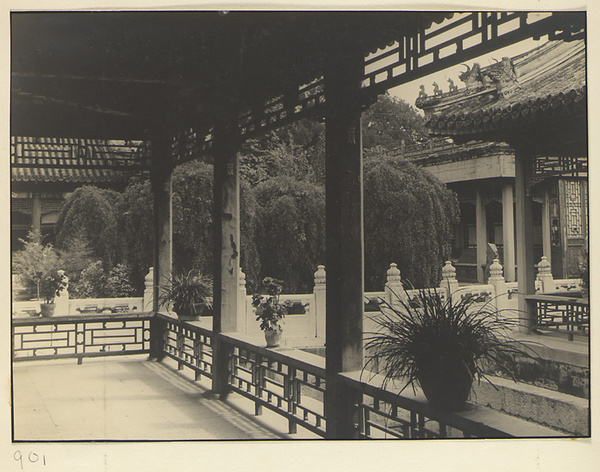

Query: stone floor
[12,355,318,441]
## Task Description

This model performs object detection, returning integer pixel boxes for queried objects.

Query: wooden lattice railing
[12,313,152,363]
[339,371,545,439]
[13,311,569,438]
[222,333,326,437]
[527,295,589,341]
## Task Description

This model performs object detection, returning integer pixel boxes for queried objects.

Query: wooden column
[542,186,552,267]
[31,192,42,233]
[324,48,364,439]
[475,187,487,283]
[150,132,173,312]
[211,110,241,395]
[502,182,516,282]
[514,146,535,332]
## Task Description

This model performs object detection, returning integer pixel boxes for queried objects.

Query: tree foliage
[240,119,325,186]
[171,160,261,290]
[363,154,459,290]
[118,179,154,291]
[55,185,123,268]
[362,92,427,151]
[40,95,455,297]
[253,176,325,293]
[12,230,61,300]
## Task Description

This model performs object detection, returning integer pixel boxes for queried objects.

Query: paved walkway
[13,355,306,441]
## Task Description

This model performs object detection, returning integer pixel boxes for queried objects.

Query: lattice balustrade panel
[13,316,151,361]
[344,373,515,439]
[533,298,589,337]
[358,396,459,439]
[228,343,326,437]
[162,320,213,380]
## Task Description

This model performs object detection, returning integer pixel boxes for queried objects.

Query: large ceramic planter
[416,356,474,411]
[40,303,56,317]
[264,329,282,348]
[174,303,201,322]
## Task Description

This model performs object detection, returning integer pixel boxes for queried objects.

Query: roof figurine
[480,57,519,90]
[447,78,458,93]
[433,82,442,96]
[458,63,482,89]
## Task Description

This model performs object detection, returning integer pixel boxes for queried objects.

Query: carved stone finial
[314,265,326,285]
[537,256,552,278]
[441,260,457,280]
[489,259,504,279]
[145,267,154,289]
[387,263,401,284]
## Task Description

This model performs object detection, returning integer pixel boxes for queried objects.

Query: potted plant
[12,231,62,316]
[158,270,213,322]
[39,271,68,317]
[364,288,535,411]
[252,277,293,348]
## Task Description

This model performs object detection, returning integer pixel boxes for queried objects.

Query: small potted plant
[252,277,293,348]
[12,231,61,315]
[39,271,68,317]
[158,270,213,322]
[364,287,535,411]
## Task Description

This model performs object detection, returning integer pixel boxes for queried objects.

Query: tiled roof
[417,40,586,138]
[11,137,148,185]
[11,166,135,185]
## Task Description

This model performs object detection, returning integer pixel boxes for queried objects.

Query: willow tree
[364,154,459,290]
[253,175,325,294]
[172,160,261,290]
[55,185,123,269]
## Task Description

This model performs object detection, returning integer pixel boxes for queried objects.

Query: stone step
[470,374,589,436]
[485,333,589,399]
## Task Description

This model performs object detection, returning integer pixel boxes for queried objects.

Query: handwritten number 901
[14,451,46,469]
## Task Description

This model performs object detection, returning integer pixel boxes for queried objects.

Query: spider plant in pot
[364,287,535,412]
[252,277,293,348]
[158,270,213,322]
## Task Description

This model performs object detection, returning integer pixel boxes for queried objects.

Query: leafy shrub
[12,231,61,301]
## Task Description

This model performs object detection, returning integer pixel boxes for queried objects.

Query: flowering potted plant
[252,277,293,348]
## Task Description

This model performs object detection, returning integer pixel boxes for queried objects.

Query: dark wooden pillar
[514,145,535,332]
[31,192,42,233]
[211,110,241,395]
[150,132,173,312]
[324,48,364,439]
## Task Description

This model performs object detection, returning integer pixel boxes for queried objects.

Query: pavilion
[10,11,587,439]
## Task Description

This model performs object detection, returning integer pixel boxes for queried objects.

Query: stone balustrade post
[440,261,460,300]
[487,258,508,312]
[238,267,248,334]
[536,256,555,293]
[385,263,405,309]
[314,265,326,339]
[143,267,154,312]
